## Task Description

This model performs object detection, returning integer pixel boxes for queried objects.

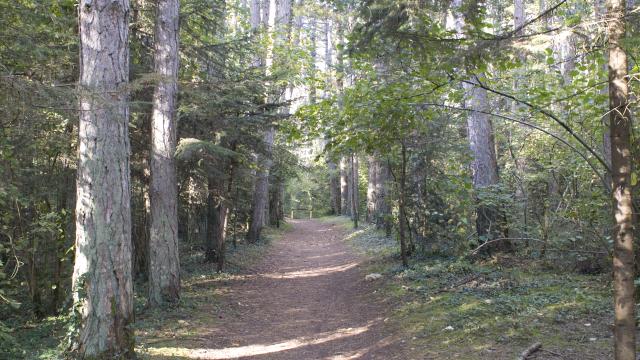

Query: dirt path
[174,219,404,360]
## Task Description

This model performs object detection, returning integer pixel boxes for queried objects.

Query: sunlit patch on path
[147,324,372,359]
[259,262,360,279]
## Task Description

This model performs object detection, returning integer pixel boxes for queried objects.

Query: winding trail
[170,219,404,359]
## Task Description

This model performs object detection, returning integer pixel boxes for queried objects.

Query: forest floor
[10,217,619,359]
[138,218,405,359]
[336,217,618,360]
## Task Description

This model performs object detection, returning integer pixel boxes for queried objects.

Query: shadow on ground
[138,219,403,360]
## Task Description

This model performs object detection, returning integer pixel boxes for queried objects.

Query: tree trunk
[323,17,333,98]
[328,161,341,215]
[350,154,359,228]
[464,78,509,252]
[133,172,150,280]
[607,0,636,357]
[341,157,351,216]
[214,200,229,272]
[205,176,219,260]
[512,0,530,235]
[72,0,134,357]
[246,0,269,243]
[366,156,377,223]
[309,16,317,104]
[250,0,261,31]
[217,153,237,271]
[279,182,285,224]
[248,0,291,242]
[449,0,509,252]
[376,159,392,237]
[247,0,271,243]
[261,0,270,28]
[148,0,180,307]
[398,143,409,267]
[514,0,524,32]
[269,181,281,226]
[247,125,275,244]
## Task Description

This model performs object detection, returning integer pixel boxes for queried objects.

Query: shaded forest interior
[0,0,639,358]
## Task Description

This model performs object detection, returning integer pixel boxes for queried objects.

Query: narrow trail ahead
[180,219,404,360]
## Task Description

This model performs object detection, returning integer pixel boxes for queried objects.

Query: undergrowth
[335,216,615,360]
[3,223,290,360]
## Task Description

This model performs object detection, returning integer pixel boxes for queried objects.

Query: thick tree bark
[607,0,636,357]
[72,0,134,357]
[148,0,180,307]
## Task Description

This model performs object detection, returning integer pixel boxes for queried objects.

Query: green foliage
[346,223,614,358]
[176,138,240,163]
[292,0,636,261]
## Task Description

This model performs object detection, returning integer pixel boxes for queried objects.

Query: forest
[0,0,639,358]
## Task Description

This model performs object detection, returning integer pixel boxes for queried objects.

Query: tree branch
[458,78,611,175]
[415,102,611,192]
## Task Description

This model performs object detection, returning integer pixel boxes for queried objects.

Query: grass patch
[2,314,69,359]
[317,215,353,230]
[342,221,614,359]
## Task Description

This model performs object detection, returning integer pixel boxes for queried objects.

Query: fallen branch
[518,342,542,360]
[434,274,482,294]
[540,348,565,359]
[469,237,608,256]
